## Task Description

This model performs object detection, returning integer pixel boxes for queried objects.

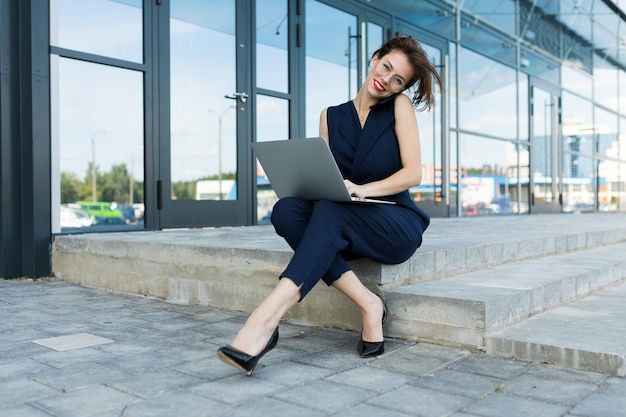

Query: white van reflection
[60,204,95,228]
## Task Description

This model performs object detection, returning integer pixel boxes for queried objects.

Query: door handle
[224,92,248,103]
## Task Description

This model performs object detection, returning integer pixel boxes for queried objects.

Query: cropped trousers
[270,197,428,299]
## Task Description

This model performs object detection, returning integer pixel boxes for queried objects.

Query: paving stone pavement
[1,278,624,417]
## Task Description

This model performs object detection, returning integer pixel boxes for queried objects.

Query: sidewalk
[1,278,624,417]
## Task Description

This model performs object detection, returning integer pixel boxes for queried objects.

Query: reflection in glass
[450,132,458,216]
[562,155,595,212]
[256,0,288,93]
[520,47,559,87]
[449,42,457,129]
[532,87,554,204]
[413,43,442,206]
[305,0,357,136]
[462,0,515,36]
[170,0,237,201]
[458,47,517,139]
[620,163,626,210]
[595,107,618,157]
[255,95,288,223]
[561,65,592,98]
[459,134,527,216]
[562,91,593,156]
[518,75,529,140]
[366,23,383,64]
[366,0,455,39]
[598,157,623,212]
[595,108,620,212]
[460,17,515,67]
[621,117,626,161]
[53,58,144,232]
[519,145,531,214]
[620,69,626,115]
[50,0,142,63]
[593,55,618,112]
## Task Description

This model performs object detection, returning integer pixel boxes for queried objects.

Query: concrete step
[487,281,626,376]
[52,214,626,354]
[393,214,626,288]
[52,214,626,294]
[384,242,626,350]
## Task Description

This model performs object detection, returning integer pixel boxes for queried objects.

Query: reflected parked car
[60,204,94,228]
[75,201,124,224]
[115,203,136,223]
[132,203,144,220]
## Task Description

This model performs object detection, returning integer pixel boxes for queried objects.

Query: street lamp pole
[91,129,109,202]
[208,105,235,200]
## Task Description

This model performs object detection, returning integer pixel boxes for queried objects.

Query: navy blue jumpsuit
[270,99,430,299]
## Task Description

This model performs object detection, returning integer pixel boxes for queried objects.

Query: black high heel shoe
[217,328,279,376]
[358,294,388,358]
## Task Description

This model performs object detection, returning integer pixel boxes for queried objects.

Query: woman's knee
[270,197,312,233]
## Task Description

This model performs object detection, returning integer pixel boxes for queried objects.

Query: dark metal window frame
[0,0,51,277]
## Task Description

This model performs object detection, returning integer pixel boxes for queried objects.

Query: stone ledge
[384,242,626,348]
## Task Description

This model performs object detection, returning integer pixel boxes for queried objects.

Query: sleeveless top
[325,99,430,222]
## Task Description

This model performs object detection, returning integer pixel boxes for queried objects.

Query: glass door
[158,0,252,228]
[530,84,562,213]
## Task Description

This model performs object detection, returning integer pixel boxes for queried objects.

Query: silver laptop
[251,137,394,204]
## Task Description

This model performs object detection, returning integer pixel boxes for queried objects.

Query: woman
[218,35,442,376]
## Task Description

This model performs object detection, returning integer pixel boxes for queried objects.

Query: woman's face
[367,50,414,98]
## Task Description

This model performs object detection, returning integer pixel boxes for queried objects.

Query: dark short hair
[372,35,443,111]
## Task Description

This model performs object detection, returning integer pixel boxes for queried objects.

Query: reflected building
[1,0,626,277]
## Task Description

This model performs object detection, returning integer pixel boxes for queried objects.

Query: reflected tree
[60,163,144,204]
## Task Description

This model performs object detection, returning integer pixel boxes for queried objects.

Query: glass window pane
[617,158,626,210]
[366,0,455,39]
[595,107,619,157]
[519,75,529,140]
[621,117,626,161]
[449,42,457,129]
[460,134,524,216]
[54,58,144,232]
[305,0,357,136]
[520,47,559,85]
[366,22,384,77]
[532,88,554,203]
[413,43,442,206]
[519,144,531,214]
[620,69,626,116]
[255,95,288,223]
[170,0,237,201]
[450,131,459,216]
[460,17,516,67]
[462,0,516,36]
[256,0,288,93]
[458,47,518,139]
[51,0,143,63]
[562,155,595,213]
[599,157,622,212]
[562,65,592,97]
[594,58,618,113]
[562,91,594,156]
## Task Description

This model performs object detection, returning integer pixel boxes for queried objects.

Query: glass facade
[3,0,626,276]
[47,0,626,230]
